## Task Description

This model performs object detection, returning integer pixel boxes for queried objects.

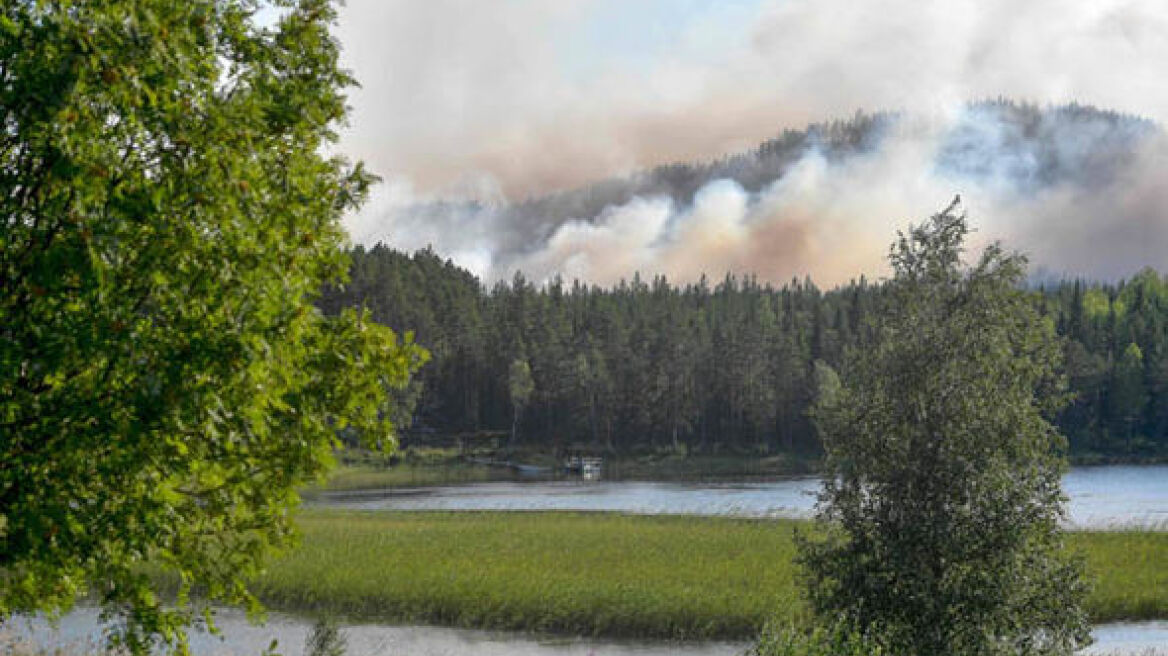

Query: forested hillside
[320,246,1168,459]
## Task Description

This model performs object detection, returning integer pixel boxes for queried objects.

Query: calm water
[4,608,739,656]
[6,608,1166,656]
[10,466,1164,654]
[316,465,1168,529]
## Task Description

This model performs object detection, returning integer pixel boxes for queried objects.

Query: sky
[330,0,1168,286]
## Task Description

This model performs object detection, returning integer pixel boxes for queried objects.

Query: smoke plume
[335,0,1168,285]
[351,103,1168,286]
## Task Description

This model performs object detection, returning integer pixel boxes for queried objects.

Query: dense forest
[319,245,1168,459]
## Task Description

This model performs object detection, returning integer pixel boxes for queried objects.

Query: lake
[315,464,1168,529]
[6,608,1166,656]
[9,465,1166,654]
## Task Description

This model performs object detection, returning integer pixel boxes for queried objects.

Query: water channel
[9,465,1167,654]
[316,464,1168,529]
[7,608,1167,656]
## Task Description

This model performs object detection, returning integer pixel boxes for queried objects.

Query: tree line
[319,244,1168,459]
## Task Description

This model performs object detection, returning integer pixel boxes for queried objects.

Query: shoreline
[315,447,1168,492]
[9,608,1168,656]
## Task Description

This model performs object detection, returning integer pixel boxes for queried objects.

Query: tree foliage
[321,245,1168,460]
[0,1,425,651]
[750,620,884,656]
[508,357,534,445]
[800,201,1090,655]
[304,616,347,656]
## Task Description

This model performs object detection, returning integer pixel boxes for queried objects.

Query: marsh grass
[603,454,818,481]
[1071,530,1168,622]
[245,511,1167,640]
[254,511,803,639]
[311,464,505,491]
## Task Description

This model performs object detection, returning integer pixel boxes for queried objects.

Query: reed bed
[244,511,1168,640]
[1070,529,1168,622]
[311,464,505,491]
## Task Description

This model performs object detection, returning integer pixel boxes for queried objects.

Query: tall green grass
[310,463,505,491]
[1070,530,1168,622]
[245,511,1168,640]
[255,512,802,639]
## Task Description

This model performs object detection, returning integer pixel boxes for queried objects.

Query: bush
[750,620,884,656]
[305,617,347,656]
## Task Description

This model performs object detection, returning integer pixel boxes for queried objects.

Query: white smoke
[348,178,501,281]
[335,0,1168,286]
[354,105,1168,286]
[336,0,1168,199]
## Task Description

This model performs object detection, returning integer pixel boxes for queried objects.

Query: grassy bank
[314,442,1167,493]
[603,453,818,480]
[247,511,1168,640]
[314,462,506,490]
[308,447,510,492]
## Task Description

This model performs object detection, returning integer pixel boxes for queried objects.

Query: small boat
[564,455,604,480]
[580,458,603,480]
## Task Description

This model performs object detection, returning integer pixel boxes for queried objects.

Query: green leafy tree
[807,359,840,446]
[508,357,534,447]
[1109,342,1148,451]
[801,200,1090,655]
[0,1,425,652]
[750,619,884,656]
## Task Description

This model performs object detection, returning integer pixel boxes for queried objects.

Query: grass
[245,511,1168,641]
[311,463,506,491]
[256,511,803,639]
[306,447,511,492]
[1071,530,1168,622]
[603,453,818,480]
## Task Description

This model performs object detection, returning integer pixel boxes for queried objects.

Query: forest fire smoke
[349,104,1168,286]
[335,0,1168,286]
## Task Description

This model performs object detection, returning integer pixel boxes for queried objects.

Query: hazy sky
[332,0,1168,285]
